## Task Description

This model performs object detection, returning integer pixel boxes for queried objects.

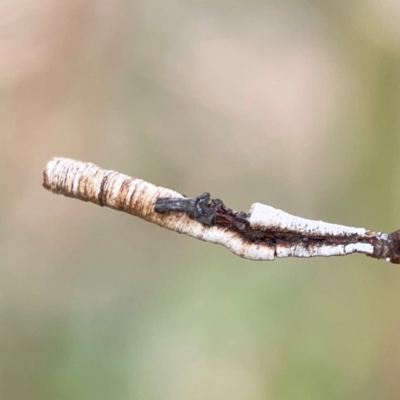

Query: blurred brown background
[2,0,400,399]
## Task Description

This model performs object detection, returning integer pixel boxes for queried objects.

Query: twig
[43,157,400,263]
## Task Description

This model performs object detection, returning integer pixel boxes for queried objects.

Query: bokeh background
[2,1,400,399]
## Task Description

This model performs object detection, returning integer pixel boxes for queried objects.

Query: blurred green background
[2,0,400,399]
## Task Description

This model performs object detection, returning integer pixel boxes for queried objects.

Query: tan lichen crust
[43,158,400,262]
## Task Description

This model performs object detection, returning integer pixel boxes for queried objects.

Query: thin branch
[43,157,400,263]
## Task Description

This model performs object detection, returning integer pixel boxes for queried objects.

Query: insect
[155,192,218,226]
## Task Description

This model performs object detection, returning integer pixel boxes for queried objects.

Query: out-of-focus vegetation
[1,1,400,399]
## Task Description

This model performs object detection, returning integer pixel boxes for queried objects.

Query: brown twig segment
[43,157,400,263]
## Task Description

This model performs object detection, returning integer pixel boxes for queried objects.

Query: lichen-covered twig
[43,157,400,263]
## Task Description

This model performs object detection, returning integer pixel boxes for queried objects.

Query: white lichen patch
[249,203,366,237]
